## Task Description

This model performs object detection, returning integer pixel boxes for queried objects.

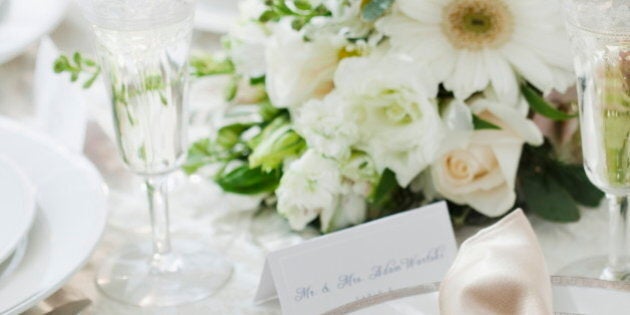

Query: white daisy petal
[501,42,555,93]
[484,49,519,104]
[445,51,488,100]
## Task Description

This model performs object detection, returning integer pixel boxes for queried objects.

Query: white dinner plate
[0,156,35,265]
[194,0,240,33]
[326,277,630,315]
[0,0,69,64]
[0,117,107,314]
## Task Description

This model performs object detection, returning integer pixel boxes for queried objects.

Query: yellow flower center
[442,0,514,50]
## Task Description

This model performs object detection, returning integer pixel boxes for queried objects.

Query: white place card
[254,202,457,315]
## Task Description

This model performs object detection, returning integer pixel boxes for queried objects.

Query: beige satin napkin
[439,209,552,315]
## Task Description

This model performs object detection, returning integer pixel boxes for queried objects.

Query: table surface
[0,4,613,315]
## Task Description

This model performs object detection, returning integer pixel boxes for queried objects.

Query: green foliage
[190,54,235,77]
[183,95,291,191]
[216,165,281,194]
[361,0,395,21]
[225,75,240,102]
[259,0,331,30]
[518,141,604,222]
[365,169,422,220]
[53,52,101,88]
[369,168,398,208]
[182,138,247,174]
[522,83,577,121]
[472,114,500,130]
[249,115,306,172]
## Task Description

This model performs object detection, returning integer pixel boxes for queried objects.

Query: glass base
[557,255,630,281]
[96,240,233,307]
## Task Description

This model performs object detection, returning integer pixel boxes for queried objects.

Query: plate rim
[0,156,36,265]
[0,118,108,314]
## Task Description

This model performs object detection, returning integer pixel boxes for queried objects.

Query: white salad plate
[326,277,630,315]
[194,0,240,33]
[0,156,35,266]
[0,0,69,64]
[0,117,107,314]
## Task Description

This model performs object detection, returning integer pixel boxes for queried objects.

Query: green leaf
[82,67,101,89]
[473,114,501,130]
[293,0,312,10]
[522,83,576,121]
[521,171,581,222]
[550,164,605,207]
[249,118,306,172]
[361,0,395,22]
[73,52,82,65]
[217,123,251,149]
[369,169,398,208]
[250,75,266,85]
[225,76,239,102]
[182,139,216,174]
[216,165,281,195]
[259,99,282,121]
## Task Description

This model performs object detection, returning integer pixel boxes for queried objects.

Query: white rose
[333,54,442,187]
[431,98,543,217]
[265,20,344,108]
[276,150,341,230]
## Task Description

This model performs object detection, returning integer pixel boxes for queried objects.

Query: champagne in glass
[562,0,630,280]
[78,0,233,306]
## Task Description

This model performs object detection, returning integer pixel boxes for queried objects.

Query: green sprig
[53,52,101,89]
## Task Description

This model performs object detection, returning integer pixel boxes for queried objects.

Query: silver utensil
[43,299,91,315]
[22,289,91,315]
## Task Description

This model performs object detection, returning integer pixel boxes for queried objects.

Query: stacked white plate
[0,117,107,314]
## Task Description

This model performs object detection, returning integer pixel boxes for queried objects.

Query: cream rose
[431,98,543,217]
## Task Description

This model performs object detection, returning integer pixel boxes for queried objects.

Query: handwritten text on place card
[254,202,457,315]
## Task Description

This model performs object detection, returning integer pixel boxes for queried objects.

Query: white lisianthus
[431,97,543,217]
[229,21,269,78]
[294,92,359,160]
[377,0,574,103]
[320,153,375,233]
[320,186,367,233]
[333,55,443,187]
[276,150,341,230]
[265,20,345,109]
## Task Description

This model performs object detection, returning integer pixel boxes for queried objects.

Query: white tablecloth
[0,5,611,314]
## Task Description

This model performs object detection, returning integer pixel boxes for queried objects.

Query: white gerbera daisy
[376,0,575,103]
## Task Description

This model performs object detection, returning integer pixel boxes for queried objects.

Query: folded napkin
[439,209,552,315]
[33,37,87,153]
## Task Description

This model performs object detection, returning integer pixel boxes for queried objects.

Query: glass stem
[604,194,629,280]
[145,175,174,271]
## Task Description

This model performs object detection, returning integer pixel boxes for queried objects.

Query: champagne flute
[562,0,630,280]
[77,0,232,306]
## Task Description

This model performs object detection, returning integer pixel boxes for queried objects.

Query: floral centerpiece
[57,0,605,232]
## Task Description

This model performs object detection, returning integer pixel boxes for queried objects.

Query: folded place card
[254,201,457,315]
